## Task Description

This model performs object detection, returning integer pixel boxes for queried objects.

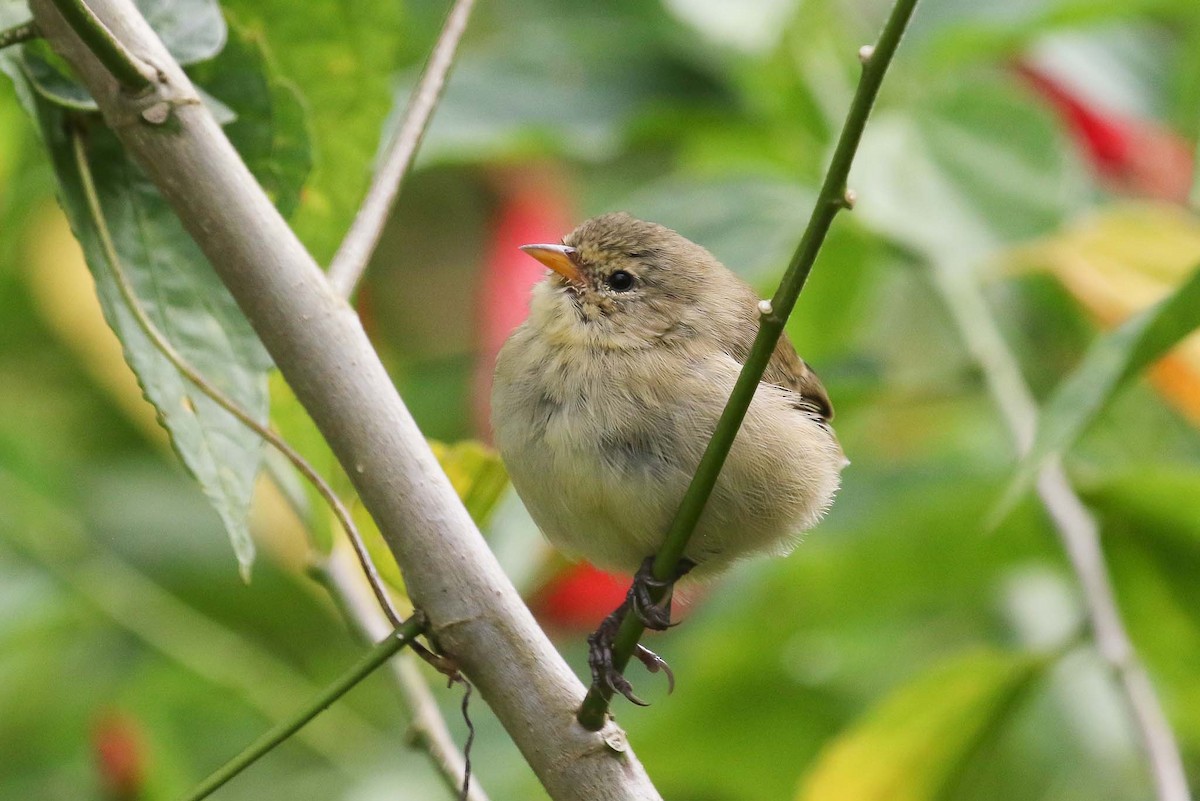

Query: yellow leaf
[1009,203,1200,424]
[429,439,509,527]
[797,650,1042,801]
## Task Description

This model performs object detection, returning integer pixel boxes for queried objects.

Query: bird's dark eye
[606,270,636,292]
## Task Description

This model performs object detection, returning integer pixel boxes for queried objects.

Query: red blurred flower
[91,710,146,800]
[472,165,575,438]
[1016,63,1194,202]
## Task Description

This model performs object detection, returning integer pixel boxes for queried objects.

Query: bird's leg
[587,599,644,705]
[630,555,695,631]
[586,556,695,705]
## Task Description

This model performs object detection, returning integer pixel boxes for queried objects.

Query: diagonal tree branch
[326,0,476,298]
[929,262,1191,801]
[31,0,660,798]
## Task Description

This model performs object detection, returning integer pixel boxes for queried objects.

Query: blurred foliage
[2,0,1200,800]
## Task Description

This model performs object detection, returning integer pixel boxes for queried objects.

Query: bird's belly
[503,387,688,573]
[493,341,843,576]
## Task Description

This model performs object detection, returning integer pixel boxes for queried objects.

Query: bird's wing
[721,289,834,422]
[764,338,834,422]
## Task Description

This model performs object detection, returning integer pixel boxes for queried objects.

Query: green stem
[0,20,39,49]
[48,0,152,92]
[576,0,921,731]
[181,618,425,801]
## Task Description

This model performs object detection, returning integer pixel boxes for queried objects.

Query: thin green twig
[0,20,39,49]
[181,618,425,801]
[47,0,152,92]
[576,0,921,730]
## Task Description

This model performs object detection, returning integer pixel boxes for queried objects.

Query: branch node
[858,44,875,64]
[140,100,170,124]
[601,729,627,753]
[842,188,857,209]
[756,299,774,317]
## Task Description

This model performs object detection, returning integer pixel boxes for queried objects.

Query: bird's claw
[632,644,675,694]
[586,556,695,704]
[587,612,651,705]
[630,556,694,631]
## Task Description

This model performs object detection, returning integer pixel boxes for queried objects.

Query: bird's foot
[630,555,695,631]
[585,556,695,705]
[587,604,644,705]
[587,605,676,705]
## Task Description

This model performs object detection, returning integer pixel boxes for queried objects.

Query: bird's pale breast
[492,321,843,576]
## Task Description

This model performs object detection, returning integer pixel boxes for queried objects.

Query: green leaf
[216,0,405,263]
[188,18,312,217]
[21,91,271,576]
[797,650,1044,801]
[134,0,226,66]
[852,76,1089,265]
[997,264,1200,519]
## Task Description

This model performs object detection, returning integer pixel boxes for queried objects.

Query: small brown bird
[491,212,844,700]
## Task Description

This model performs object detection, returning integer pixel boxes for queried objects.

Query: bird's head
[521,212,732,350]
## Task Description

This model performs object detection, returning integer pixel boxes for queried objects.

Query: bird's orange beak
[520,244,585,285]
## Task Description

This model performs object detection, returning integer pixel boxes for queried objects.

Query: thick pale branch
[31,0,658,798]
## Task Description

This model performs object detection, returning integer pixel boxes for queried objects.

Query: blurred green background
[3,0,1200,799]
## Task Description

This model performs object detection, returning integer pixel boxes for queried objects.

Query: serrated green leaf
[797,650,1044,801]
[996,264,1200,520]
[188,18,312,216]
[19,87,271,576]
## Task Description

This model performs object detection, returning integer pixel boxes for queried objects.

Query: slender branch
[326,0,476,298]
[47,0,151,90]
[70,127,406,632]
[0,474,389,772]
[315,546,491,801]
[182,619,425,801]
[33,0,660,796]
[576,0,921,730]
[928,262,1191,801]
[0,20,39,48]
